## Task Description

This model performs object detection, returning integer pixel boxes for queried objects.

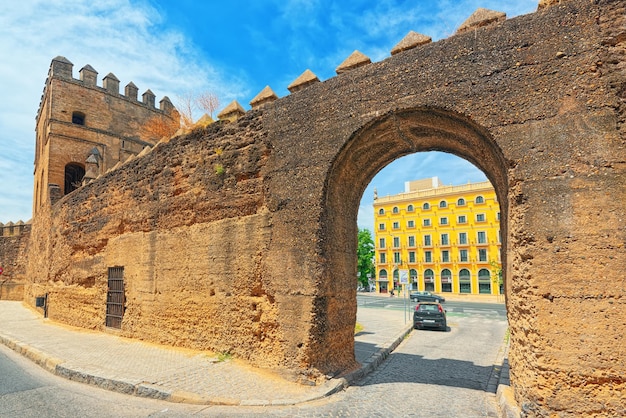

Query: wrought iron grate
[105,266,124,329]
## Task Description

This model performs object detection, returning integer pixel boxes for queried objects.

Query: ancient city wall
[0,223,30,300]
[23,0,625,415]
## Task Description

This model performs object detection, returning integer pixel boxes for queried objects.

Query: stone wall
[23,0,625,415]
[0,228,30,282]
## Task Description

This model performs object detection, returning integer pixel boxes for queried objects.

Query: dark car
[413,302,447,331]
[409,291,445,303]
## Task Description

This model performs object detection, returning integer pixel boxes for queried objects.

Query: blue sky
[0,0,537,227]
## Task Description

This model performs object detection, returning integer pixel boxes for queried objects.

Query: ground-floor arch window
[424,268,434,291]
[441,268,452,293]
[459,268,471,294]
[478,268,491,294]
[64,163,85,195]
[378,269,388,293]
[410,269,418,290]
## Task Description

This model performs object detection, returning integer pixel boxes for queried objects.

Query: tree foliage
[140,114,180,140]
[140,91,220,141]
[357,228,375,288]
[177,91,220,130]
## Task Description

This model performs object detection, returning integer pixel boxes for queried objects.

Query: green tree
[490,260,503,292]
[357,228,375,289]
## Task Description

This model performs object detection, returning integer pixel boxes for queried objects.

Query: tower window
[72,111,86,125]
[64,163,85,195]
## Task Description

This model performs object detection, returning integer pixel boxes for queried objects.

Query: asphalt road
[0,343,211,417]
[357,293,507,318]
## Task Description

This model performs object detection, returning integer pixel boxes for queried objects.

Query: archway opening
[64,163,85,195]
[360,151,503,299]
[318,107,509,375]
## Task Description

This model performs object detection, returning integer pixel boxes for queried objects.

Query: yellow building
[373,177,501,296]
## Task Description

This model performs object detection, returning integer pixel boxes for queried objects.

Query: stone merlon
[456,8,506,34]
[336,50,372,74]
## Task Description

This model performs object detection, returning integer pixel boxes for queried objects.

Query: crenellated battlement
[36,56,174,122]
[32,56,179,218]
[0,220,30,238]
[221,6,526,121]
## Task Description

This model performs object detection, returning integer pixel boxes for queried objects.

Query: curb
[1,319,516,411]
[0,323,414,407]
[495,353,522,417]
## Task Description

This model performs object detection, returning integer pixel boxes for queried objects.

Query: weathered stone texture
[21,0,626,415]
[0,228,30,283]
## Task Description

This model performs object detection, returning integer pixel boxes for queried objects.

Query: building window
[497,212,501,221]
[423,202,430,210]
[441,268,452,293]
[379,238,386,249]
[440,217,448,225]
[477,231,487,244]
[407,204,414,212]
[457,198,465,206]
[393,237,400,248]
[478,249,488,262]
[476,213,486,222]
[408,236,415,247]
[409,251,416,263]
[441,233,449,246]
[458,215,467,224]
[407,220,415,228]
[439,200,447,208]
[459,232,467,245]
[459,268,471,293]
[72,111,86,125]
[379,269,388,279]
[441,250,450,263]
[393,206,399,214]
[379,223,385,231]
[424,235,432,246]
[424,251,432,263]
[392,221,399,229]
[459,249,468,262]
[476,195,485,204]
[394,252,401,264]
[380,253,386,263]
[378,208,385,215]
[423,219,431,227]
[478,268,491,294]
[424,269,435,291]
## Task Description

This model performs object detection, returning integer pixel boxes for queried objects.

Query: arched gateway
[21,0,625,416]
[318,107,509,370]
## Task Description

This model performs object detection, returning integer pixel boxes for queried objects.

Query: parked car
[413,302,447,331]
[409,291,445,303]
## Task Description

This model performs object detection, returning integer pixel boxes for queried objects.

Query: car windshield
[418,304,439,312]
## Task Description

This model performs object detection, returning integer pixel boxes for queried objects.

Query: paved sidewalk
[0,301,411,406]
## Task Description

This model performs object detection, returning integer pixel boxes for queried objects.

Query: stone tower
[33,56,178,216]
